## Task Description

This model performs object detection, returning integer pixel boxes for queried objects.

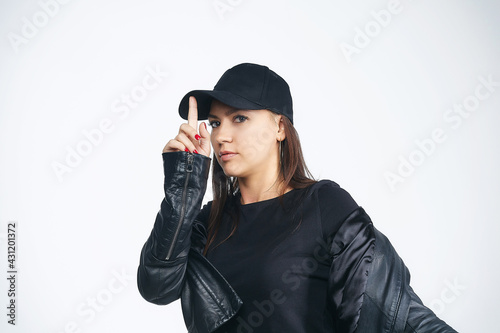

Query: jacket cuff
[162,151,211,190]
[152,151,211,261]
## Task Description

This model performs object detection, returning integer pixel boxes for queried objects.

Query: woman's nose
[214,123,232,144]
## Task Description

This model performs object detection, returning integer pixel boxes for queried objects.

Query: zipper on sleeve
[165,153,194,260]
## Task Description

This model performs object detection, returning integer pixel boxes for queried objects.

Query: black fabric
[203,180,358,333]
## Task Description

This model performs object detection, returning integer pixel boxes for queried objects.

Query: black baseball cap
[178,63,294,124]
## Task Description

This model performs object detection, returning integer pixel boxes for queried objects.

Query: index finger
[187,96,198,130]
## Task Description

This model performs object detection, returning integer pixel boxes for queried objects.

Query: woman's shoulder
[307,179,360,237]
[306,179,355,199]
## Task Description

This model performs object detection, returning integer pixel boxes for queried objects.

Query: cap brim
[178,90,266,121]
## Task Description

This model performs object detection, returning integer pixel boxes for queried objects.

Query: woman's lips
[220,151,237,162]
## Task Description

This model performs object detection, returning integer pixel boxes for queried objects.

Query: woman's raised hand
[162,96,211,157]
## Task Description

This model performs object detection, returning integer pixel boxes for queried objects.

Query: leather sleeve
[327,207,457,333]
[403,286,458,333]
[327,207,376,333]
[137,151,211,305]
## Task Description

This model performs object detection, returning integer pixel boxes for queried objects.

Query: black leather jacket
[137,152,457,333]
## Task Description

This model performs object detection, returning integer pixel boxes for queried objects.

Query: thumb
[197,121,211,157]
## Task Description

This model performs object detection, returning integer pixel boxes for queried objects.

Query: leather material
[137,151,456,333]
[182,249,243,333]
[352,216,458,333]
[327,207,376,332]
[137,151,211,304]
[137,151,242,332]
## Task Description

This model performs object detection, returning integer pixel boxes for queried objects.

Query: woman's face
[208,100,284,179]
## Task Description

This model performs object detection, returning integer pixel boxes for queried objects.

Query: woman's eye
[234,115,248,123]
[209,121,220,128]
[209,116,246,128]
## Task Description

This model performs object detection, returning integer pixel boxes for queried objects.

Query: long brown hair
[203,115,316,255]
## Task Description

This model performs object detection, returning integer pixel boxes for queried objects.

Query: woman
[137,63,457,333]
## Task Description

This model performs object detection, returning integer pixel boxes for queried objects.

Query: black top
[202,180,359,333]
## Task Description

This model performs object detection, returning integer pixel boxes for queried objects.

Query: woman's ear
[276,115,286,141]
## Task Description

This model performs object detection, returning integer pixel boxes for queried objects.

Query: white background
[1,0,499,332]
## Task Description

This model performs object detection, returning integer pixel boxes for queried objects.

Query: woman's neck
[237,171,292,205]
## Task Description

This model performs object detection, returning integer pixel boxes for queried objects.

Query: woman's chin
[222,169,238,178]
[220,165,245,179]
